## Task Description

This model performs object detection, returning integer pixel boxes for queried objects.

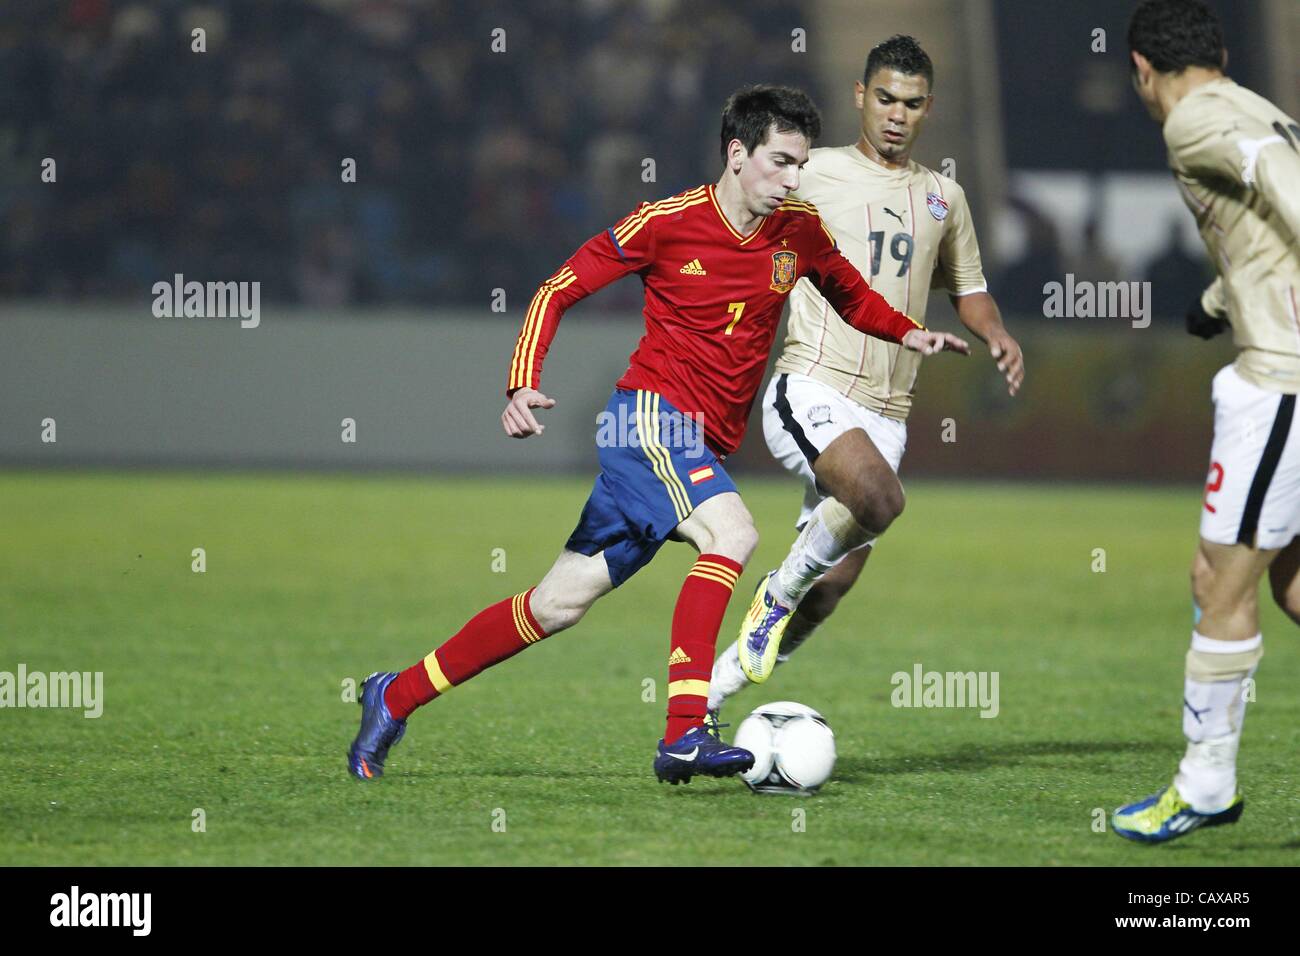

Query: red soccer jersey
[507,183,922,456]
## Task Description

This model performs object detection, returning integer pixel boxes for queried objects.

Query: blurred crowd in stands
[1,0,1212,320]
[0,0,819,310]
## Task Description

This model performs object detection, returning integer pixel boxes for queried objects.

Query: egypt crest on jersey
[926,192,948,221]
[769,249,798,293]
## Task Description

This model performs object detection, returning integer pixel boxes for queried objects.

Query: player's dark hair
[719,85,822,161]
[863,35,934,91]
[1128,0,1225,74]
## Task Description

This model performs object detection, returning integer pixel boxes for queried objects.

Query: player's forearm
[815,247,921,343]
[844,289,923,343]
[506,236,628,395]
[826,269,923,343]
[506,272,585,395]
[951,291,1007,343]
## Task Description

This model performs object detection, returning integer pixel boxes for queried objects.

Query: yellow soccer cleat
[737,571,793,684]
[1112,783,1244,843]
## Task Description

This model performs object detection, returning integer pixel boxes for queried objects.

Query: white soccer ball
[732,701,836,794]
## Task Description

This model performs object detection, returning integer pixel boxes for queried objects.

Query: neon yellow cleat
[1112,783,1243,843]
[737,571,793,684]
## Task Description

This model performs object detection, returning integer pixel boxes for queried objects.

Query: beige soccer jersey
[774,145,987,421]
[1165,78,1300,393]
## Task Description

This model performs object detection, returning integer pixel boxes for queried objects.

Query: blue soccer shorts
[565,388,738,587]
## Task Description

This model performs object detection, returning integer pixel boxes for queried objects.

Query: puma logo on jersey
[679,258,707,275]
[883,207,906,226]
[1235,135,1285,186]
[668,647,693,665]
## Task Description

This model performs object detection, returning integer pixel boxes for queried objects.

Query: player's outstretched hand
[987,329,1025,397]
[902,328,970,357]
[502,388,557,438]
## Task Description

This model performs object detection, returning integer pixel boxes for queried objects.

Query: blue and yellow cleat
[348,671,407,781]
[654,725,755,785]
[1112,784,1244,843]
[737,571,792,684]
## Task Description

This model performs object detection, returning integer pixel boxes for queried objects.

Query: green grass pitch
[2,470,1296,866]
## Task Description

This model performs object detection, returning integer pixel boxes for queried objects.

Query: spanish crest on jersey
[769,250,798,293]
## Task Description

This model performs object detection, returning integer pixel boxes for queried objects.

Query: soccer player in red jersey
[348,85,969,784]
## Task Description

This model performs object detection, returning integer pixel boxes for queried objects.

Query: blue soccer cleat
[654,725,755,785]
[737,571,793,684]
[348,671,407,780]
[1111,784,1244,843]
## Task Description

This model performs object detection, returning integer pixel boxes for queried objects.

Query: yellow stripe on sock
[692,560,739,583]
[513,592,542,644]
[423,651,452,694]
[687,568,738,590]
[668,679,710,698]
[511,593,527,643]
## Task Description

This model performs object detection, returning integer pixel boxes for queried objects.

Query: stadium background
[3,0,1296,480]
[3,1,1300,870]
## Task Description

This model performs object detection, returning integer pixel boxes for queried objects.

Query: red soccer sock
[664,554,743,743]
[384,588,547,719]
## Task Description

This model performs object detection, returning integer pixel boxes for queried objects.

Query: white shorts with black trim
[761,371,907,534]
[1200,364,1300,550]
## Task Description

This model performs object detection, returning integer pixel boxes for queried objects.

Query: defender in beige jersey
[711,36,1024,702]
[1167,78,1300,392]
[776,145,989,422]
[1113,0,1300,845]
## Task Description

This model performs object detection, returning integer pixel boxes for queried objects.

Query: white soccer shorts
[1200,363,1300,550]
[761,372,907,534]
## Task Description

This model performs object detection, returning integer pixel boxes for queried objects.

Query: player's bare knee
[718,521,758,566]
[883,482,906,524]
[848,483,903,536]
[538,604,584,634]
[528,588,587,634]
[841,493,875,534]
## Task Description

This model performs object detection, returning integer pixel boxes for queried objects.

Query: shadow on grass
[1211,839,1300,853]
[373,740,1154,786]
[837,740,1152,779]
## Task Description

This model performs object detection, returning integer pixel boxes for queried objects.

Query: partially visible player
[346,86,969,786]
[1112,0,1300,843]
[708,36,1023,706]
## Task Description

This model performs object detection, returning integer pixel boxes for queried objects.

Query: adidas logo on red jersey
[679,259,707,275]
